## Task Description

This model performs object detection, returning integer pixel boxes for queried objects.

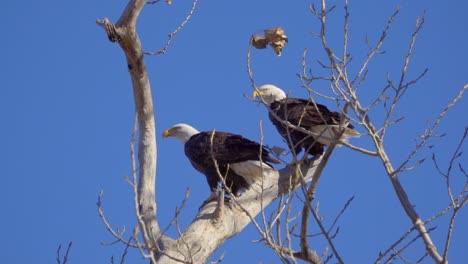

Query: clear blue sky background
[2,0,467,263]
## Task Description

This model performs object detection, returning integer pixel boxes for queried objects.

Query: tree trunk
[97,1,322,262]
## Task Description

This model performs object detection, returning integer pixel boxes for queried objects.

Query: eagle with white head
[253,84,360,156]
[163,123,280,202]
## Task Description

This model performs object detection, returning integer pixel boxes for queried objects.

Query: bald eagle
[253,84,360,156]
[163,123,280,202]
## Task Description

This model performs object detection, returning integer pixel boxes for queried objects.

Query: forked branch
[308,1,468,263]
[97,0,163,258]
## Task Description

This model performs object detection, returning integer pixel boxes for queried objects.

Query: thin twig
[395,84,468,176]
[160,187,191,236]
[310,201,343,263]
[328,196,354,233]
[120,237,133,264]
[440,127,468,262]
[384,227,436,264]
[97,191,139,248]
[351,7,400,87]
[145,0,199,55]
[380,15,426,141]
[56,242,73,264]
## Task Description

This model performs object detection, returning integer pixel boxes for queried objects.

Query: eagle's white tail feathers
[230,160,275,185]
[310,125,360,146]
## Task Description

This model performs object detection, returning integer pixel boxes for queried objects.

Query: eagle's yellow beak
[252,90,261,98]
[162,129,172,138]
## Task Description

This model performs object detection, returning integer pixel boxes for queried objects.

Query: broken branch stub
[251,27,288,56]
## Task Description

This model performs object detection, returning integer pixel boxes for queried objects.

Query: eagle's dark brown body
[269,98,355,156]
[185,131,280,195]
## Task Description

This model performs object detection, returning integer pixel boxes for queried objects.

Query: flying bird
[163,123,280,202]
[253,84,360,157]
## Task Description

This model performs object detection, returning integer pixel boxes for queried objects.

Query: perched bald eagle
[163,123,280,202]
[253,84,360,156]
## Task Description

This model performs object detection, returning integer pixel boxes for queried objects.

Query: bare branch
[328,196,354,234]
[416,252,429,264]
[120,237,132,264]
[247,37,257,89]
[310,203,343,264]
[310,1,468,262]
[130,113,157,262]
[209,252,225,264]
[380,15,426,140]
[160,187,191,237]
[376,193,465,264]
[351,7,400,87]
[56,242,72,264]
[147,0,172,5]
[367,84,467,264]
[375,226,415,264]
[97,191,139,248]
[157,156,322,263]
[98,0,467,262]
[145,0,199,55]
[298,98,349,264]
[146,0,162,4]
[213,189,225,223]
[436,127,468,262]
[98,0,191,258]
[115,0,148,27]
[395,84,468,175]
[384,227,436,264]
[342,0,350,73]
[96,18,122,42]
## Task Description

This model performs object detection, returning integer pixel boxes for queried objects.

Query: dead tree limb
[97,1,324,262]
[97,0,163,253]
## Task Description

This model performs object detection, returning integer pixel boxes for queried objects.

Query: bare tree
[95,0,466,263]
[95,0,321,263]
[245,1,467,263]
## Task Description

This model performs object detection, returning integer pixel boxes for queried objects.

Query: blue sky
[2,0,467,263]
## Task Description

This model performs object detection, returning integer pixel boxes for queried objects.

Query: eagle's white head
[163,123,200,144]
[252,84,287,106]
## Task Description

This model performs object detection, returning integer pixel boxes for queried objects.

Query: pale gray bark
[97,0,163,251]
[97,1,322,263]
[157,158,321,263]
[96,1,468,263]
